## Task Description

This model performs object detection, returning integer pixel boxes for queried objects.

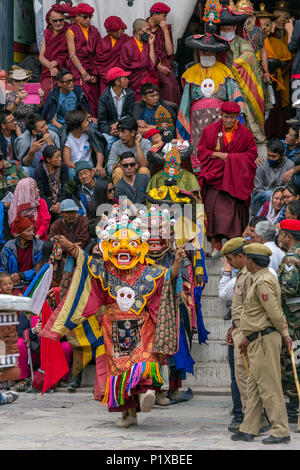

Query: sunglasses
[121,162,136,168]
[5,118,16,124]
[107,188,114,193]
[61,78,75,84]
[51,18,65,23]
[79,14,93,19]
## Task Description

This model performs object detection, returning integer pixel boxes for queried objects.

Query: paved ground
[0,389,299,451]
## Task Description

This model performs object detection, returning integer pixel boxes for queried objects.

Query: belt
[246,327,276,343]
[286,297,300,305]
[232,319,240,328]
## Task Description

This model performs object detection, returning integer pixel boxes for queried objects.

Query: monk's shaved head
[133,19,148,32]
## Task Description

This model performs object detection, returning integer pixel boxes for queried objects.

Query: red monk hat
[104,16,127,31]
[150,2,171,14]
[280,219,300,232]
[106,67,131,82]
[68,6,79,18]
[46,2,71,25]
[71,3,94,15]
[13,216,33,235]
[220,101,241,114]
[144,128,161,140]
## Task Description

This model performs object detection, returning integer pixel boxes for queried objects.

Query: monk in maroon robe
[195,102,257,257]
[94,16,130,94]
[147,2,181,106]
[119,19,158,101]
[66,3,101,117]
[39,4,70,101]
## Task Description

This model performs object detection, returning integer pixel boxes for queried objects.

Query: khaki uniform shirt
[231,266,251,322]
[240,267,289,338]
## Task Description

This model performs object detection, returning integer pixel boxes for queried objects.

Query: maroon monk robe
[94,34,130,94]
[119,37,159,101]
[149,23,181,106]
[40,23,69,101]
[196,119,257,240]
[66,23,101,117]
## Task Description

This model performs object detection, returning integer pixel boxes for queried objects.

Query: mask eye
[112,241,120,247]
[129,241,138,248]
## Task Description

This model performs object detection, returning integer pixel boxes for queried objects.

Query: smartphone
[36,133,43,141]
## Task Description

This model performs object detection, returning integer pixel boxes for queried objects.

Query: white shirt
[264,241,285,272]
[65,132,93,167]
[110,87,126,120]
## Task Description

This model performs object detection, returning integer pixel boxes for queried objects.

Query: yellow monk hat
[221,237,245,256]
[243,243,272,256]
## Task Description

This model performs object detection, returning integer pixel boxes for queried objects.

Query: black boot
[67,372,82,392]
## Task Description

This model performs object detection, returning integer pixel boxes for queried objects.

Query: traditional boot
[116,408,138,428]
[67,371,82,392]
[139,389,156,412]
[155,390,170,406]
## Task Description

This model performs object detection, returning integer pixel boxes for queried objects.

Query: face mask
[141,31,150,42]
[200,55,216,68]
[267,158,283,168]
[220,31,235,41]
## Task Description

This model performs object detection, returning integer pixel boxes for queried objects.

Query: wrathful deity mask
[101,228,149,270]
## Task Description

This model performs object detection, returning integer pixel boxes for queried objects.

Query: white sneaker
[139,389,156,412]
[116,414,138,428]
[292,98,300,108]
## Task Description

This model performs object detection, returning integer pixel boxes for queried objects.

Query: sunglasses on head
[51,18,65,23]
[121,162,135,168]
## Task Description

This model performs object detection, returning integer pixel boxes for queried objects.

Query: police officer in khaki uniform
[231,243,293,444]
[221,238,269,433]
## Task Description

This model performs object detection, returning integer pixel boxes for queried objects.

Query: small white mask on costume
[120,215,129,227]
[108,218,117,230]
[142,231,151,242]
[132,218,142,230]
[116,287,135,312]
[200,55,216,68]
[201,78,215,98]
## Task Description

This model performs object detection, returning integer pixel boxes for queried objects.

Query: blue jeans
[102,133,118,151]
[22,166,35,178]
[228,344,243,420]
[251,190,272,215]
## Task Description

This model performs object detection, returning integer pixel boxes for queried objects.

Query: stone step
[192,339,228,363]
[202,317,230,341]
[204,274,222,297]
[201,296,228,318]
[185,362,231,388]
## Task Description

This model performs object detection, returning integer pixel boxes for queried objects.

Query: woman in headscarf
[39,3,71,101]
[257,186,284,223]
[8,177,51,241]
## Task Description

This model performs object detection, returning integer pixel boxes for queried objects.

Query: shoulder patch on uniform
[285,264,294,272]
[261,294,268,302]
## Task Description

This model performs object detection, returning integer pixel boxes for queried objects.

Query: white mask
[201,78,215,98]
[220,31,235,41]
[200,55,216,68]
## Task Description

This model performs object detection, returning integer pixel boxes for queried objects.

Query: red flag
[40,300,69,394]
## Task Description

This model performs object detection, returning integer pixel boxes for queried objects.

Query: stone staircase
[185,257,231,393]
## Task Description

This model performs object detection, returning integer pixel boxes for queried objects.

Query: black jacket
[98,86,135,134]
[289,20,300,75]
[0,131,18,160]
[33,160,69,210]
[41,85,92,124]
